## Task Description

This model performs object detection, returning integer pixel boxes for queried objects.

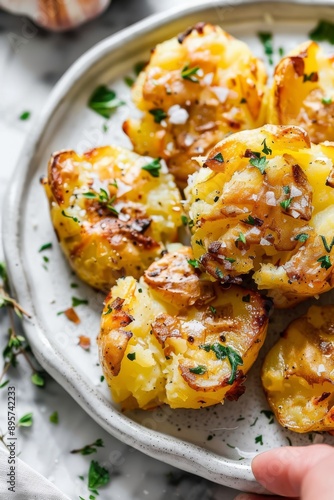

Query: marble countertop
[0,1,238,498]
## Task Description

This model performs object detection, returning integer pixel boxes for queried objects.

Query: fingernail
[234,494,252,500]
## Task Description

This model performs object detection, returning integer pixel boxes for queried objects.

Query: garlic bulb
[0,0,111,31]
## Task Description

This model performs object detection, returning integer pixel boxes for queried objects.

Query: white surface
[0,1,238,498]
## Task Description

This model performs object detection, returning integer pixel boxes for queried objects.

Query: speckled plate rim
[3,0,334,493]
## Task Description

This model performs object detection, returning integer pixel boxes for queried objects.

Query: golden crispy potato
[186,124,334,308]
[269,41,334,143]
[262,305,334,433]
[98,246,271,410]
[42,146,182,290]
[123,23,268,188]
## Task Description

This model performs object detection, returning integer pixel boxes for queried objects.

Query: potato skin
[262,305,334,433]
[42,146,182,291]
[269,41,334,143]
[186,124,334,308]
[123,23,267,189]
[98,246,271,410]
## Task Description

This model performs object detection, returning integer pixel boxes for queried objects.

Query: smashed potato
[269,41,334,143]
[42,146,182,290]
[262,305,334,433]
[123,23,267,188]
[186,124,334,308]
[98,246,271,410]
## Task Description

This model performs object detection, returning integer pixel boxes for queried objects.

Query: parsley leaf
[261,138,272,155]
[318,255,332,269]
[149,108,167,123]
[31,372,45,387]
[61,210,79,223]
[127,352,136,361]
[49,411,59,424]
[187,259,200,269]
[134,61,147,75]
[322,96,332,105]
[88,460,110,490]
[236,232,246,245]
[255,435,263,445]
[39,243,52,252]
[189,365,207,375]
[19,111,31,121]
[72,297,89,307]
[210,306,216,315]
[258,32,273,65]
[213,152,224,163]
[303,72,317,83]
[310,20,334,44]
[124,76,134,87]
[17,412,33,427]
[280,198,292,210]
[82,188,118,216]
[142,158,161,178]
[249,155,268,174]
[241,215,263,227]
[88,86,125,119]
[199,343,243,384]
[295,233,309,243]
[260,409,275,424]
[215,267,224,280]
[181,64,200,83]
[320,235,334,253]
[71,439,104,456]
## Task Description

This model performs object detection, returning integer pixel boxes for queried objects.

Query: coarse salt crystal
[317,364,326,375]
[211,86,229,103]
[265,191,276,206]
[290,186,302,197]
[168,105,189,125]
[203,72,214,85]
[260,237,271,246]
[184,134,195,147]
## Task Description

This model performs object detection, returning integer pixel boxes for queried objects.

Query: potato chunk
[42,146,182,290]
[98,246,271,410]
[269,41,334,143]
[186,124,334,308]
[123,23,267,188]
[262,305,334,433]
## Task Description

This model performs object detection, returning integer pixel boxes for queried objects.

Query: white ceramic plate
[4,0,334,492]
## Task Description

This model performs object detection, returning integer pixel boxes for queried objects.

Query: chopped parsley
[295,233,309,243]
[31,372,45,387]
[134,61,147,75]
[241,215,263,227]
[249,155,269,174]
[283,185,290,195]
[187,258,200,269]
[317,255,332,270]
[189,365,207,375]
[258,32,273,65]
[322,96,332,105]
[71,439,104,456]
[61,210,79,223]
[103,305,113,315]
[124,76,134,87]
[261,138,272,155]
[17,412,33,427]
[278,47,284,57]
[181,64,200,83]
[149,108,167,123]
[19,111,31,121]
[225,257,236,263]
[310,20,334,45]
[209,306,216,315]
[250,417,258,427]
[255,435,263,445]
[72,297,89,307]
[181,215,194,228]
[199,343,243,384]
[100,376,104,382]
[127,352,136,361]
[49,411,59,424]
[70,283,79,288]
[88,460,110,492]
[88,85,125,118]
[43,256,49,263]
[215,267,224,280]
[236,232,246,245]
[213,152,224,163]
[320,235,334,253]
[141,158,161,178]
[280,198,292,210]
[83,187,118,216]
[260,409,275,424]
[39,243,52,252]
[303,72,317,83]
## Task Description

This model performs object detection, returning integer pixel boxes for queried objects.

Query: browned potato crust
[124,23,268,188]
[98,246,271,410]
[262,305,334,433]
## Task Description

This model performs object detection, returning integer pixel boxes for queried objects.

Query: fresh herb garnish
[181,64,201,83]
[127,352,136,361]
[261,138,272,155]
[255,435,263,445]
[134,61,147,75]
[71,439,104,456]
[103,305,113,315]
[71,283,79,288]
[82,187,118,216]
[258,32,273,64]
[195,239,204,247]
[17,412,33,427]
[236,232,246,245]
[280,198,292,210]
[49,411,59,424]
[249,155,269,174]
[88,460,110,491]
[72,297,89,307]
[181,215,194,228]
[189,365,207,375]
[61,210,79,223]
[100,376,104,383]
[225,257,236,263]
[19,111,31,121]
[283,185,290,195]
[295,233,309,243]
[39,243,52,252]
[215,267,224,280]
[210,306,216,315]
[320,235,334,253]
[241,215,263,227]
[322,96,332,105]
[278,47,284,57]
[310,20,334,45]
[213,152,224,163]
[141,158,161,178]
[261,409,275,424]
[187,259,200,269]
[31,372,45,387]
[88,85,125,119]
[250,417,258,427]
[124,76,134,87]
[199,343,243,384]
[317,255,332,269]
[303,72,317,83]
[149,108,167,123]
[43,256,49,264]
